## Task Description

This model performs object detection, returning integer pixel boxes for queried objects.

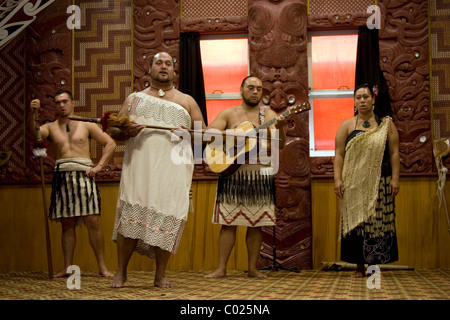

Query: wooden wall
[312,177,450,270]
[1,177,449,273]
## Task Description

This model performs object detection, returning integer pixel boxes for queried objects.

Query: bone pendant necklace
[152,86,173,97]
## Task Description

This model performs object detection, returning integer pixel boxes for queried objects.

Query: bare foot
[351,271,365,278]
[351,264,366,278]
[99,269,114,278]
[154,277,173,288]
[247,270,267,278]
[204,269,226,279]
[110,273,127,288]
[53,269,70,278]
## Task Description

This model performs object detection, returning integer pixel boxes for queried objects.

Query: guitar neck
[254,108,292,133]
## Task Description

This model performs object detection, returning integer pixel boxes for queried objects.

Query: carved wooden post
[25,0,72,182]
[249,0,312,270]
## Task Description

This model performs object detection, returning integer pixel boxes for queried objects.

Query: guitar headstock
[290,101,311,114]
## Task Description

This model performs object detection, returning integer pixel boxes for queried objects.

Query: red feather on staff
[100,112,111,132]
[68,112,133,132]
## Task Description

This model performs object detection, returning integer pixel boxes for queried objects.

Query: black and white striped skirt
[49,158,100,223]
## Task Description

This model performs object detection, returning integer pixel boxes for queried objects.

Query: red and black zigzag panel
[0,34,25,168]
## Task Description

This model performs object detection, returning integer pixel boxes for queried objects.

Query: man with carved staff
[30,89,116,278]
[110,52,206,288]
[334,83,400,277]
[204,76,286,279]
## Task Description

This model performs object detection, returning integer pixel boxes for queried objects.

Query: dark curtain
[179,32,208,125]
[355,26,392,118]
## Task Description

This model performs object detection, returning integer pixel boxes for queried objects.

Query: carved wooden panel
[0,0,72,184]
[248,0,312,270]
[26,0,73,181]
[72,0,132,181]
[309,0,374,15]
[430,0,450,141]
[308,11,370,30]
[379,0,432,174]
[0,35,26,174]
[181,0,247,33]
[0,0,57,49]
[430,0,450,169]
[181,16,248,33]
[182,0,247,18]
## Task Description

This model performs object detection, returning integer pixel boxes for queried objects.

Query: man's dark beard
[150,71,173,83]
[157,76,172,83]
[243,97,260,107]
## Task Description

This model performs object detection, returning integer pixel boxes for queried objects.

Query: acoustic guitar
[205,102,310,176]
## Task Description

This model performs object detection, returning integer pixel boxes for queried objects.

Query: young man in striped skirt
[30,89,116,278]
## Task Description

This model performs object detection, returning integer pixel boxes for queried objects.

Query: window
[200,34,249,124]
[308,30,358,156]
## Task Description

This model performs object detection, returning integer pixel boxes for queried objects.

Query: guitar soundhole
[225,137,247,157]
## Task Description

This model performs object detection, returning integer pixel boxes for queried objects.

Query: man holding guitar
[204,76,286,278]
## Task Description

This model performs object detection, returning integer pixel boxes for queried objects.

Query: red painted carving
[379,0,432,175]
[180,16,247,33]
[308,12,370,29]
[249,0,312,270]
[25,2,72,183]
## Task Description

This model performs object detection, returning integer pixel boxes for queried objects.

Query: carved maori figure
[249,0,312,270]
[378,0,431,174]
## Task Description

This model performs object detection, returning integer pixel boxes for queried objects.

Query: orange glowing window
[311,34,357,90]
[309,32,358,154]
[200,37,248,124]
[205,99,242,125]
[313,98,355,150]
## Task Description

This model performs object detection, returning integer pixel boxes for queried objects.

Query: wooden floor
[1,269,447,317]
[1,269,448,300]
